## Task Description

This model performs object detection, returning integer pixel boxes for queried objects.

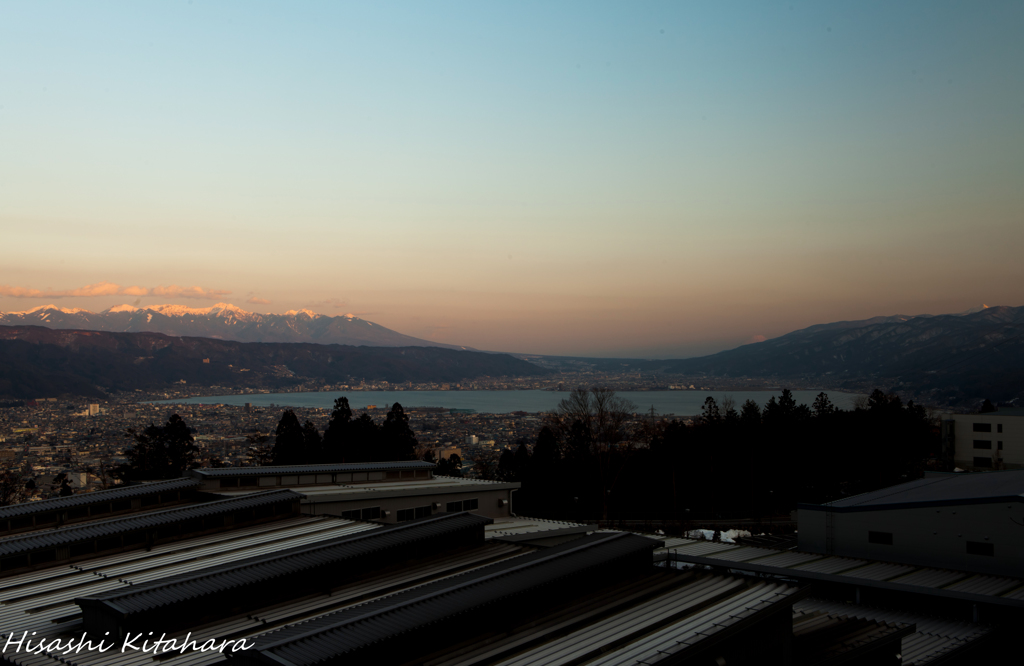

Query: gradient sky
[2,1,1022,357]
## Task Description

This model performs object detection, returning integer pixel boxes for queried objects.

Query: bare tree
[0,461,26,507]
[549,387,638,520]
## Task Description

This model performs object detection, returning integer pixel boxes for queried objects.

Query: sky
[2,1,1022,358]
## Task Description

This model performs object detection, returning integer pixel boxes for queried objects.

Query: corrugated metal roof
[0,490,301,558]
[240,532,660,666]
[583,580,801,666]
[889,567,969,588]
[842,561,917,581]
[192,461,434,478]
[706,546,781,562]
[792,612,913,664]
[794,597,992,665]
[944,573,1021,596]
[76,512,493,616]
[486,517,594,540]
[804,469,1024,512]
[0,478,199,520]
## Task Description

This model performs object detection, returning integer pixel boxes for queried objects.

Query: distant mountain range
[660,305,1024,405]
[0,327,550,399]
[0,303,469,350]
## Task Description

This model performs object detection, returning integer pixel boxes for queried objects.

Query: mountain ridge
[0,325,549,399]
[0,303,470,350]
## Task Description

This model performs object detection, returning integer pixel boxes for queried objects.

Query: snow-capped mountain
[0,303,469,350]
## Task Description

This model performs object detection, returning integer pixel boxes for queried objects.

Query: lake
[152,389,864,416]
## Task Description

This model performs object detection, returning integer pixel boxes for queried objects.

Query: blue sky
[2,1,1022,356]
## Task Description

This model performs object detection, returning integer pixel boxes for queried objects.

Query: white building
[950,409,1024,470]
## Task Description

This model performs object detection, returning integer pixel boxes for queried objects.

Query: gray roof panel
[0,490,301,558]
[239,532,661,665]
[76,512,493,617]
[0,478,199,520]
[803,470,1024,512]
[191,461,434,478]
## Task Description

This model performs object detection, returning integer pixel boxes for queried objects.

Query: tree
[0,462,26,507]
[302,421,323,462]
[700,397,722,425]
[347,413,380,463]
[979,399,997,413]
[436,453,463,477]
[53,472,74,497]
[380,403,417,461]
[272,410,306,465]
[496,448,517,482]
[739,400,762,426]
[117,414,200,481]
[812,392,836,417]
[246,431,274,466]
[551,387,637,520]
[322,397,353,463]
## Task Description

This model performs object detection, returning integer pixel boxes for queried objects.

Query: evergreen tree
[117,414,200,481]
[347,413,381,462]
[513,439,531,481]
[322,397,353,463]
[812,392,836,417]
[441,453,463,477]
[380,403,417,461]
[739,399,762,426]
[272,410,306,466]
[302,421,322,462]
[496,448,517,482]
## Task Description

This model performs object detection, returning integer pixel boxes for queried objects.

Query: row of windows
[445,498,479,512]
[339,507,381,521]
[972,423,1004,433]
[972,440,1003,450]
[339,498,482,523]
[396,506,432,522]
[218,470,430,488]
[868,531,994,556]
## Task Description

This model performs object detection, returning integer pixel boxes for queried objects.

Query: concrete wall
[799,502,1024,577]
[301,487,514,523]
[953,414,1024,471]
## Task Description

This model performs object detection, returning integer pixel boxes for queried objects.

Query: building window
[446,501,463,512]
[973,423,992,433]
[463,498,479,511]
[219,478,239,488]
[360,506,381,520]
[340,509,360,520]
[966,541,994,557]
[397,506,432,522]
[868,531,893,545]
[973,440,992,449]
[998,441,1003,450]
[973,457,993,468]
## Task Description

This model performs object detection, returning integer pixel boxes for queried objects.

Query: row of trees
[115,399,425,481]
[497,387,939,523]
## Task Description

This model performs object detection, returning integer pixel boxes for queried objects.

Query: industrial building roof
[281,475,519,502]
[793,597,992,666]
[0,477,199,519]
[238,531,660,665]
[191,461,434,478]
[660,539,1024,609]
[76,512,492,617]
[0,489,301,557]
[0,515,385,666]
[802,470,1024,512]
[0,512,986,666]
[485,516,596,541]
